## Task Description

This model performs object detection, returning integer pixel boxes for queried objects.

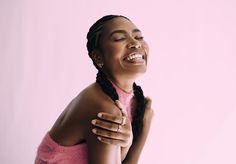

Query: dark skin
[49,17,153,164]
[50,83,123,163]
[92,97,153,163]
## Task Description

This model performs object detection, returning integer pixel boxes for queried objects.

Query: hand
[143,97,154,130]
[91,100,133,148]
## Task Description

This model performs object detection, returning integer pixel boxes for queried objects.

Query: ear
[90,50,104,66]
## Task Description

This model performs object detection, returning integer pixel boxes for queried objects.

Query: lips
[123,52,145,62]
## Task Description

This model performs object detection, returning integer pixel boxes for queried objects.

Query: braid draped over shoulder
[87,15,146,141]
[96,70,145,141]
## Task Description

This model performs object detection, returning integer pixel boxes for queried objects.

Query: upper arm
[83,100,123,164]
[86,129,121,164]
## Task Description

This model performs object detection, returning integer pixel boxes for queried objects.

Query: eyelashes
[113,36,144,42]
[113,38,126,41]
[135,36,144,40]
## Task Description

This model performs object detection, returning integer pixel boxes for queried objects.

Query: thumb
[115,100,128,116]
[145,97,152,110]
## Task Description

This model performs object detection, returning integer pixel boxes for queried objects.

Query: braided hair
[86,15,146,141]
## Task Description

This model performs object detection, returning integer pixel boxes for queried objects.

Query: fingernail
[98,113,102,118]
[91,119,96,125]
[92,129,97,133]
[97,137,101,140]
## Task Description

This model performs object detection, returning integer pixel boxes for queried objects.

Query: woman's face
[97,17,149,81]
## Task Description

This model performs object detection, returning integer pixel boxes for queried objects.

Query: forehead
[101,17,139,34]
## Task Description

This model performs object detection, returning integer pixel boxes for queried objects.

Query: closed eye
[113,38,126,42]
[135,36,144,40]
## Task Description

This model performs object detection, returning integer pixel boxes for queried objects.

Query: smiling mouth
[124,53,145,62]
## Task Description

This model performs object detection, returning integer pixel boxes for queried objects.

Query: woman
[35,15,154,164]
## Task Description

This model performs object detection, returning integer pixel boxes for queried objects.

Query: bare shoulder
[49,83,121,147]
[79,83,122,164]
[74,82,122,134]
[77,82,122,119]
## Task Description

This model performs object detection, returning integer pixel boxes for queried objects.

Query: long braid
[96,70,118,101]
[132,83,145,141]
[87,15,146,141]
[96,70,145,141]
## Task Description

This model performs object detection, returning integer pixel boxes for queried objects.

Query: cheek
[103,43,125,57]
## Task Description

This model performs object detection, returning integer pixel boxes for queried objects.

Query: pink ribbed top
[35,82,133,164]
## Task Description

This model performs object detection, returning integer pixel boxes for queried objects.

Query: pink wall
[1,0,236,163]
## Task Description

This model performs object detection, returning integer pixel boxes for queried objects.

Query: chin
[133,64,147,73]
[127,66,147,78]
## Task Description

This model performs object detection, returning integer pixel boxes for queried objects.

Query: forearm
[122,125,150,164]
[121,146,129,161]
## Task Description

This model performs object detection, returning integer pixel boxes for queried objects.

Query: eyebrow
[109,29,141,37]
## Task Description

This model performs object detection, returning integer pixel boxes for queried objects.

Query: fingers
[97,112,127,125]
[143,97,154,124]
[92,127,131,147]
[92,128,129,141]
[90,100,134,147]
[145,97,152,110]
[115,100,128,116]
[91,119,127,133]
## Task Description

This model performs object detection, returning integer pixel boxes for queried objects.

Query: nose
[127,39,141,49]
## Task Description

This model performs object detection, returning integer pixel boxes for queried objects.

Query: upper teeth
[126,54,143,61]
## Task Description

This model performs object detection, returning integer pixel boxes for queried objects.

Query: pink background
[1,0,236,163]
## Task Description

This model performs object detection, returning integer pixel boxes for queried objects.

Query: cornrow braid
[86,15,129,69]
[86,15,129,55]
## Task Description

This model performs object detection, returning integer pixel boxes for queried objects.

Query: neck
[99,70,140,92]
[111,79,134,93]
[107,75,136,93]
